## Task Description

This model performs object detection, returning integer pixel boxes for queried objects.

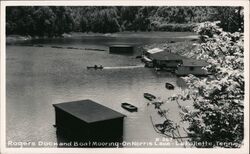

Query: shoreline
[6,31,198,45]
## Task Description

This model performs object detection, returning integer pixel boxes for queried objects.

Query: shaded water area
[6,32,194,148]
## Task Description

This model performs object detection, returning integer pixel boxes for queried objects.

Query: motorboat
[87,65,103,70]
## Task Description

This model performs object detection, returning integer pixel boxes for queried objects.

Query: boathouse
[150,52,184,70]
[175,59,210,76]
[109,45,134,54]
[53,99,125,145]
[142,48,163,67]
[143,48,183,70]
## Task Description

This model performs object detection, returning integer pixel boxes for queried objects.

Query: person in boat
[94,65,97,69]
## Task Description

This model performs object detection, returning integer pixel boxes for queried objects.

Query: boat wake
[104,65,144,69]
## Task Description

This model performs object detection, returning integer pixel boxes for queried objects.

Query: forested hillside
[6,6,243,37]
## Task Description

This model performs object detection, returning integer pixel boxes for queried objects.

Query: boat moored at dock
[121,103,138,112]
[143,93,156,101]
[165,82,174,90]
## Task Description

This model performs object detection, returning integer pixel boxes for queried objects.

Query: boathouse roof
[182,59,209,67]
[53,99,125,123]
[151,52,184,61]
[146,48,164,54]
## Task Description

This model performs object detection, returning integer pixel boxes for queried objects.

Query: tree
[215,7,244,33]
[6,6,36,35]
[90,7,120,33]
[119,7,139,31]
[80,17,88,32]
[134,7,151,31]
[51,6,74,36]
[179,22,244,148]
[33,7,56,36]
[6,6,243,36]
[151,22,244,148]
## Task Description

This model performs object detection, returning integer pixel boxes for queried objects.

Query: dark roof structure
[182,59,209,67]
[150,52,184,61]
[53,99,125,123]
[109,44,133,47]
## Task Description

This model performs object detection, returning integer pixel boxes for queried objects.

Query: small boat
[87,65,103,70]
[165,82,174,90]
[135,55,142,59]
[121,103,138,112]
[144,93,156,101]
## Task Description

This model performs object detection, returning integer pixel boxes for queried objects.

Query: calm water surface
[6,32,193,148]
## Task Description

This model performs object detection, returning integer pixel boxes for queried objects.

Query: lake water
[6,32,194,148]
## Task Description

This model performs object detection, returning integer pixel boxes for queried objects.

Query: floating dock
[53,99,125,146]
[109,45,134,54]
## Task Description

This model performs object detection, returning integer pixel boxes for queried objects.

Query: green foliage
[158,23,196,32]
[6,6,37,35]
[149,101,184,142]
[119,6,140,31]
[6,6,74,37]
[170,22,244,148]
[90,8,120,33]
[152,6,220,24]
[194,21,223,42]
[134,7,153,31]
[50,7,74,35]
[216,7,244,33]
[6,6,244,37]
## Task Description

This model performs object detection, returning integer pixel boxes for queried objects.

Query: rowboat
[121,103,138,112]
[143,93,156,101]
[165,82,174,90]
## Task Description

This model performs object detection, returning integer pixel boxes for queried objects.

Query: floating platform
[109,45,134,54]
[53,99,125,146]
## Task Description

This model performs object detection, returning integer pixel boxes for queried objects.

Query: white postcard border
[1,1,249,154]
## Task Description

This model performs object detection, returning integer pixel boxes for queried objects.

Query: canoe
[165,82,174,90]
[121,103,138,112]
[143,93,156,101]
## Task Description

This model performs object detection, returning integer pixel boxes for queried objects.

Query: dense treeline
[6,6,243,37]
